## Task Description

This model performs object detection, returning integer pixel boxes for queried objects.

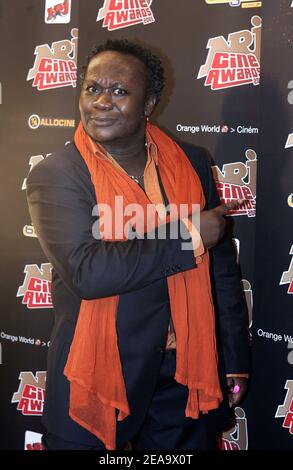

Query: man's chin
[86,126,119,144]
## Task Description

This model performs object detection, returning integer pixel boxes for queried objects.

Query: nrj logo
[280,245,293,294]
[27,28,78,90]
[220,407,248,450]
[97,0,155,31]
[197,16,261,90]
[275,380,293,435]
[212,149,257,217]
[17,263,53,309]
[12,371,46,416]
[205,0,261,7]
[45,0,71,23]
[24,431,43,450]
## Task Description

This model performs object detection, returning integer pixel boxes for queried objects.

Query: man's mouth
[90,117,116,126]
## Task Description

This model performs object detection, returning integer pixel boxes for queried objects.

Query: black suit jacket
[26,140,249,447]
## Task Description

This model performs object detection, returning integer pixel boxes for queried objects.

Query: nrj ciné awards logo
[280,245,293,295]
[96,0,155,31]
[212,149,257,217]
[275,380,293,435]
[221,407,248,450]
[27,28,78,90]
[12,371,46,416]
[17,263,53,309]
[197,16,261,90]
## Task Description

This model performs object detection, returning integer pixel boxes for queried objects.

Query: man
[26,39,249,450]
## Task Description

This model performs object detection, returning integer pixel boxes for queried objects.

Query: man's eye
[113,88,127,96]
[86,85,99,93]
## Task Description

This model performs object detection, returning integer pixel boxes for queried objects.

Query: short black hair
[80,38,165,103]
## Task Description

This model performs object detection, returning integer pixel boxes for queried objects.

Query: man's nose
[92,91,113,110]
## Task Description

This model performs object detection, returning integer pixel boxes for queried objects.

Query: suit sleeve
[205,158,250,375]
[26,157,196,300]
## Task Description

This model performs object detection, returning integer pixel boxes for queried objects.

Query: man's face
[79,51,152,146]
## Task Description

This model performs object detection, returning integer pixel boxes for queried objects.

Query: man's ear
[144,95,157,118]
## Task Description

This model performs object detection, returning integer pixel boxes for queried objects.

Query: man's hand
[226,377,249,408]
[197,200,243,250]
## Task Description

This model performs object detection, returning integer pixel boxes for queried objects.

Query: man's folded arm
[26,158,196,300]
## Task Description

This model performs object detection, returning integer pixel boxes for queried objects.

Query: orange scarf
[64,122,222,450]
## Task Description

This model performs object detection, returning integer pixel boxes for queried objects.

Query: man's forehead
[86,51,145,78]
